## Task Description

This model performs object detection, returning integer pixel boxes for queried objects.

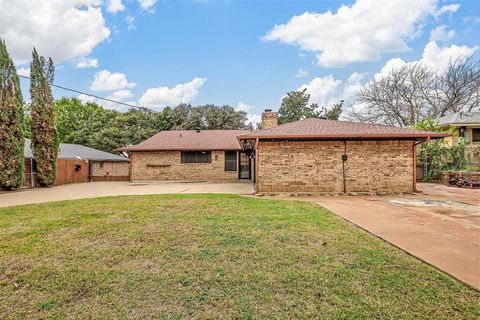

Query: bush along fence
[417,140,480,182]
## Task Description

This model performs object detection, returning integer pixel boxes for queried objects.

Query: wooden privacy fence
[22,158,130,188]
[55,159,89,185]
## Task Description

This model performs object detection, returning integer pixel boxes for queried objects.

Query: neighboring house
[436,112,480,145]
[117,111,447,193]
[24,139,130,188]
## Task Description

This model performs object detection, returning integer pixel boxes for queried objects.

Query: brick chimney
[261,109,277,129]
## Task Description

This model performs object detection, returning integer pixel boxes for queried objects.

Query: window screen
[473,129,480,143]
[225,151,237,171]
[181,151,212,163]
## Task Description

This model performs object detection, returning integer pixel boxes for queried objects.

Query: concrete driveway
[0,181,255,208]
[274,183,480,290]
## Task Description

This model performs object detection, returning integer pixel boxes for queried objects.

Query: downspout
[342,141,348,193]
[254,138,259,192]
[128,152,132,182]
[413,138,430,193]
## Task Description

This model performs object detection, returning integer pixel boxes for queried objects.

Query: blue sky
[1,0,479,123]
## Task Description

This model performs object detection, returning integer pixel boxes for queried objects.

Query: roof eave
[237,133,451,140]
[118,147,243,152]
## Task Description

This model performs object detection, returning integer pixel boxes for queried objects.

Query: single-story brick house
[117,110,448,193]
[24,139,130,188]
[116,130,252,182]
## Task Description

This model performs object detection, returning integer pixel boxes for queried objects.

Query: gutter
[237,133,450,140]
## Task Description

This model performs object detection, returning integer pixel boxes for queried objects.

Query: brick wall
[130,151,239,181]
[261,111,278,129]
[257,140,414,193]
[91,161,130,177]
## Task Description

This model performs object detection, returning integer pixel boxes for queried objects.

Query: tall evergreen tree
[277,89,316,124]
[30,48,58,186]
[0,39,24,190]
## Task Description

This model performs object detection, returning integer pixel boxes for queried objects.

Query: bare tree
[347,56,480,126]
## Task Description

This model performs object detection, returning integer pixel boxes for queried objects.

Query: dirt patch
[387,199,480,214]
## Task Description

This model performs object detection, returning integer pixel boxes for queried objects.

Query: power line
[18,74,153,111]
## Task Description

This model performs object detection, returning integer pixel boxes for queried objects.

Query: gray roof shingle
[24,139,129,162]
[436,112,480,126]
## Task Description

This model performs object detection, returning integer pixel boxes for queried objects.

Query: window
[225,151,237,171]
[473,129,480,143]
[181,151,211,163]
[99,161,104,168]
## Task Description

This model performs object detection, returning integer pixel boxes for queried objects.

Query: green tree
[55,97,105,142]
[278,89,343,124]
[0,39,24,190]
[30,48,58,186]
[278,89,313,124]
[169,104,247,130]
[204,105,247,129]
[52,98,177,153]
[170,104,192,128]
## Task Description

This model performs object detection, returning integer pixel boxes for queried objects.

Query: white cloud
[373,41,478,80]
[0,0,110,65]
[107,0,125,13]
[75,57,99,69]
[435,3,460,17]
[78,94,97,104]
[247,114,261,127]
[90,70,136,91]
[295,68,309,78]
[138,0,157,11]
[463,16,480,24]
[298,75,342,106]
[342,72,367,100]
[235,102,254,112]
[78,89,136,111]
[262,0,459,67]
[373,57,407,81]
[108,89,135,101]
[16,67,30,77]
[235,103,259,127]
[421,41,478,71]
[139,77,207,108]
[429,25,455,42]
[125,15,136,31]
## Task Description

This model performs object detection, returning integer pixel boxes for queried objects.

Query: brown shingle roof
[116,130,251,152]
[238,118,449,140]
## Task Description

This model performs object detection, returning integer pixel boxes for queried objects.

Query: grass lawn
[0,194,479,319]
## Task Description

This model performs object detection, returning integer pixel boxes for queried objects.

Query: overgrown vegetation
[0,195,478,318]
[415,119,469,181]
[0,39,24,190]
[29,48,58,186]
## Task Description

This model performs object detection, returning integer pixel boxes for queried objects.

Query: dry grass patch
[0,194,479,319]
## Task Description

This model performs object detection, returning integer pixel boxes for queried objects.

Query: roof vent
[264,108,272,112]
[196,129,201,133]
